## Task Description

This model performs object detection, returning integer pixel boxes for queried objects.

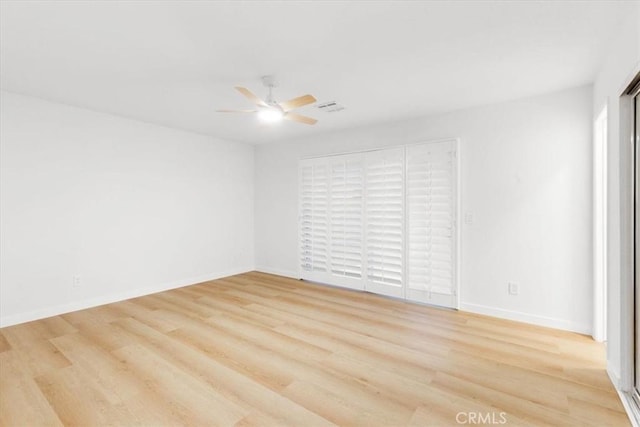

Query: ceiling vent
[316,101,345,113]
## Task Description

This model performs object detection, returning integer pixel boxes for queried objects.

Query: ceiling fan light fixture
[218,80,317,125]
[258,108,283,123]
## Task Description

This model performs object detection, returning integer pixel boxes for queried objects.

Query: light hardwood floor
[0,271,629,426]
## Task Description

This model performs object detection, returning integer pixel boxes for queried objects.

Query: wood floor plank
[107,300,182,333]
[113,343,249,426]
[112,317,335,426]
[431,371,581,426]
[272,321,440,382]
[568,395,631,426]
[1,317,76,348]
[169,322,300,392]
[198,295,286,328]
[67,316,137,352]
[49,333,145,404]
[35,365,136,426]
[0,333,11,353]
[6,339,71,378]
[204,313,332,362]
[0,351,64,427]
[0,271,630,426]
[283,379,414,426]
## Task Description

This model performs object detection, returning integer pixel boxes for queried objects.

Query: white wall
[593,4,640,389]
[0,91,255,326]
[255,85,593,334]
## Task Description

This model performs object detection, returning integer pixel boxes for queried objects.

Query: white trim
[0,267,253,327]
[460,302,591,335]
[617,61,640,99]
[454,139,462,309]
[593,105,608,342]
[300,137,460,161]
[610,366,622,390]
[254,266,300,279]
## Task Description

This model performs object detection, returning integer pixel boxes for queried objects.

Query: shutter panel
[406,141,457,307]
[364,148,405,297]
[300,163,314,272]
[329,155,364,283]
[299,160,329,275]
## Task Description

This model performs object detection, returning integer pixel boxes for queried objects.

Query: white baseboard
[608,366,622,390]
[460,302,591,335]
[254,266,299,279]
[0,266,253,328]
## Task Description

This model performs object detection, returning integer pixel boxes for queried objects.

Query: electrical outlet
[73,275,81,288]
[508,282,519,295]
[464,212,474,225]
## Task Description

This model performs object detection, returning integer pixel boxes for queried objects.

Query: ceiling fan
[217,76,318,125]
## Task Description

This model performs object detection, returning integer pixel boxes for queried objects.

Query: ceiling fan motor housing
[261,75,278,105]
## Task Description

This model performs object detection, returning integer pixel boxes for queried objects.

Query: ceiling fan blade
[235,87,268,107]
[284,112,318,125]
[279,94,317,112]
[216,109,257,113]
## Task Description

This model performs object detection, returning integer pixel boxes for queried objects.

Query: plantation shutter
[299,140,458,308]
[406,141,457,307]
[299,160,329,276]
[364,148,405,298]
[328,154,364,288]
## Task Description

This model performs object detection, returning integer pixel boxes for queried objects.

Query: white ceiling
[0,1,633,145]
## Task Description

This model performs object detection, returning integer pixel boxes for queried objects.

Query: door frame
[634,85,640,406]
[618,70,640,425]
[594,105,608,342]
